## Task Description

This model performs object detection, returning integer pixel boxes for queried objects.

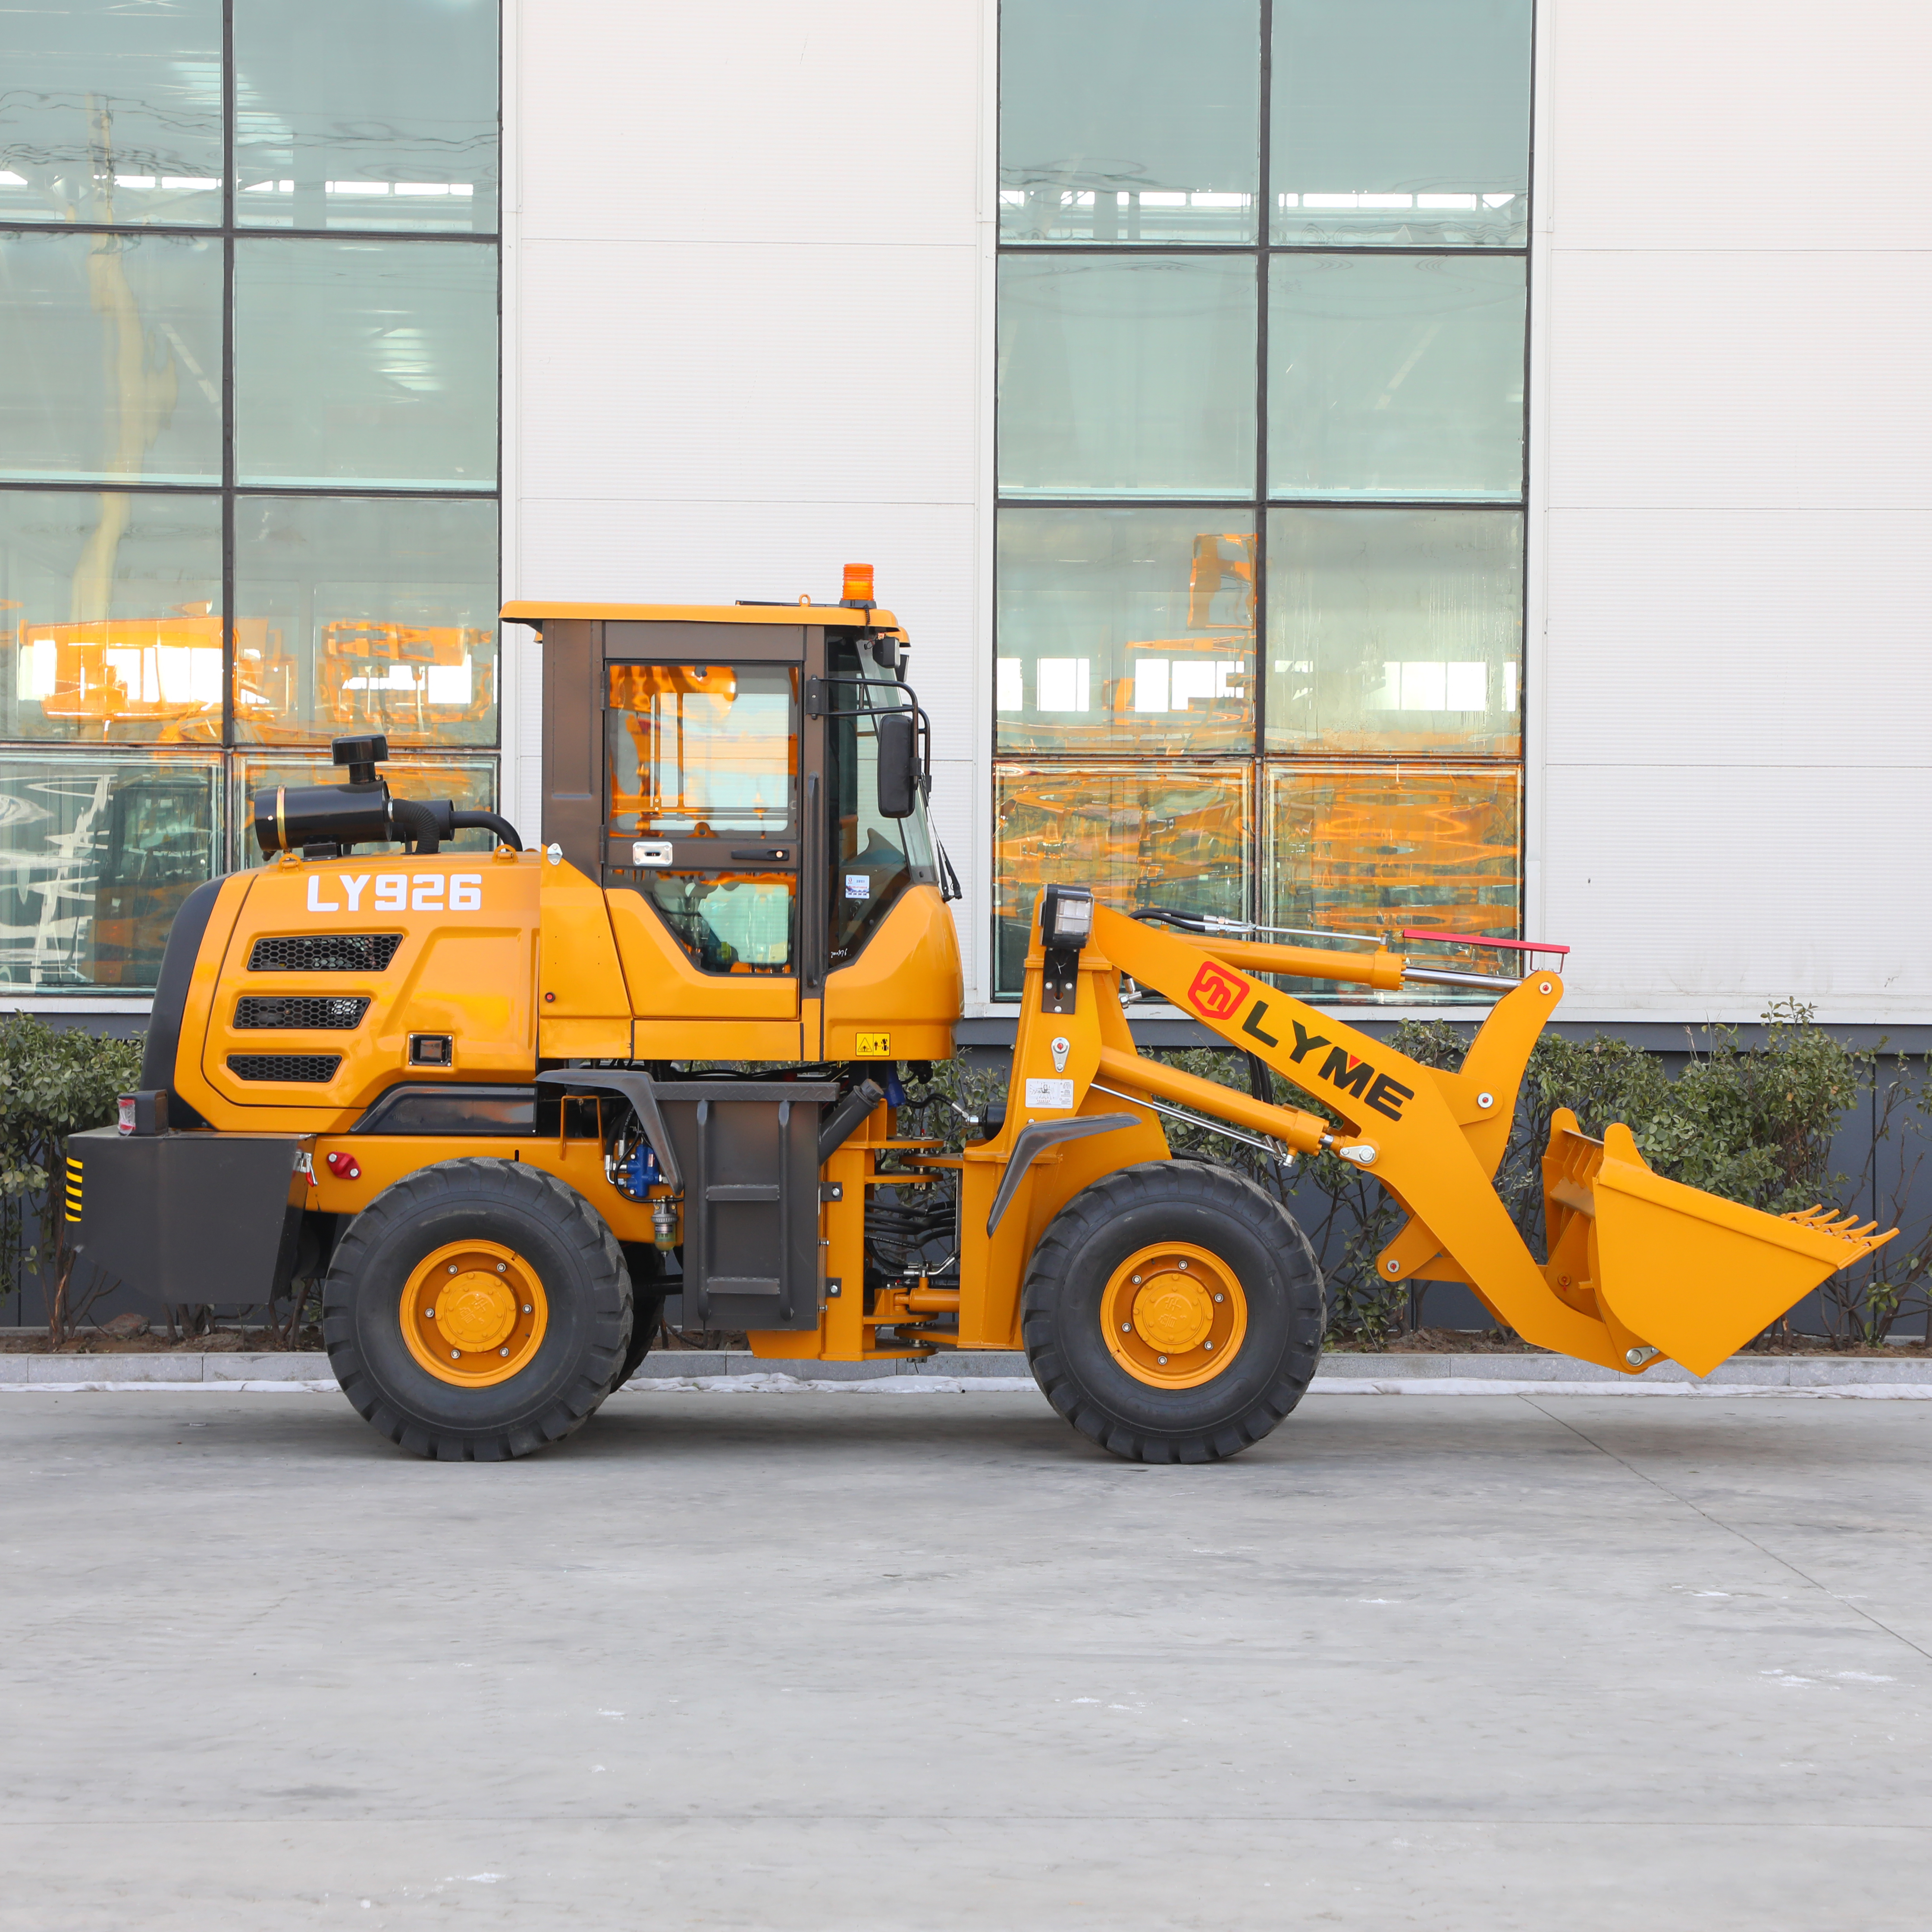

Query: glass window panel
[231,496,498,749]
[1000,0,1259,244]
[636,872,795,977]
[0,490,223,744]
[999,256,1257,499]
[827,638,932,967]
[233,239,498,488]
[0,232,223,485]
[1266,508,1521,756]
[0,750,220,989]
[996,508,1255,755]
[0,0,223,227]
[1267,254,1524,500]
[1271,0,1532,248]
[993,762,1250,996]
[1263,763,1519,998]
[604,665,798,838]
[232,753,496,869]
[235,0,499,233]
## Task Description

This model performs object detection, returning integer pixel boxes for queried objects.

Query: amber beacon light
[842,563,875,607]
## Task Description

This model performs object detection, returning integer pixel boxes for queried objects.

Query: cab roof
[499,600,898,629]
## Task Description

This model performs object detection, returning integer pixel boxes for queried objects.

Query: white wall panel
[516,240,976,505]
[520,0,979,246]
[1538,0,1932,1020]
[515,497,975,717]
[508,0,990,995]
[1549,1,1932,252]
[1544,508,1932,765]
[1542,764,1932,1019]
[1545,249,1932,510]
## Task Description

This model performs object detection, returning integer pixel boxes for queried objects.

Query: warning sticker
[845,874,870,899]
[1024,1078,1075,1110]
[856,1032,892,1057]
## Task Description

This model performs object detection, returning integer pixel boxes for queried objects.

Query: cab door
[599,644,812,1059]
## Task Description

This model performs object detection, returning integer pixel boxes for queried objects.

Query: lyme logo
[1186,960,1249,1021]
[1182,957,1416,1122]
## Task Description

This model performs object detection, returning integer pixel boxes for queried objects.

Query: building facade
[3,0,1928,1033]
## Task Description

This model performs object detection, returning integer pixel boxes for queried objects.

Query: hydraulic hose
[452,809,524,851]
[387,796,454,854]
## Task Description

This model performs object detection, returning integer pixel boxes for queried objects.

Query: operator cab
[505,568,960,1059]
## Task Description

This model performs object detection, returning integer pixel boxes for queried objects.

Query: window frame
[991,0,1535,1004]
[0,0,503,990]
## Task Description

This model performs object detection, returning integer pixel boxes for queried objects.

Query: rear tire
[1021,1160,1324,1463]
[322,1157,633,1461]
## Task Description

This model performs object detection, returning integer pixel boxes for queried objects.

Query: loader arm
[1086,907,1633,1371]
[980,902,1892,1382]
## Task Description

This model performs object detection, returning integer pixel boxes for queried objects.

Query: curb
[3,1347,1930,1395]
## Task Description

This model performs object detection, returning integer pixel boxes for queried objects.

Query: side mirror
[876,710,919,819]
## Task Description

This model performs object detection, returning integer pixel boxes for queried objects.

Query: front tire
[1021,1160,1324,1463]
[322,1158,633,1461]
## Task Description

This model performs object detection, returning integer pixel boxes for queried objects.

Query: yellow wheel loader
[69,572,1893,1462]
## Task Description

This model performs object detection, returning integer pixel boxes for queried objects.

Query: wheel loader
[69,569,1893,1462]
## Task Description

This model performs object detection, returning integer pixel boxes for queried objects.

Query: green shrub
[1151,1004,1905,1349]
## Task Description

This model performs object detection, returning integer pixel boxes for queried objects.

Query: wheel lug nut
[1157,1355,1168,1364]
[499,1347,509,1357]
[497,1263,507,1273]
[1131,1274,1141,1284]
[450,1349,460,1360]
[523,1305,532,1314]
[448,1263,458,1275]
[1204,1340,1214,1350]
[1177,1260,1188,1270]
[1213,1293,1223,1303]
[424,1308,434,1319]
[1121,1322,1132,1333]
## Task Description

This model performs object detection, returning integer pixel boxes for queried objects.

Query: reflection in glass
[998,256,1257,499]
[231,496,498,748]
[605,665,798,837]
[994,762,1249,995]
[996,509,1255,755]
[233,239,498,488]
[233,754,496,868]
[235,0,499,232]
[1263,763,1519,997]
[1268,254,1524,500]
[1000,0,1259,244]
[1267,509,1522,756]
[0,232,223,485]
[0,0,223,226]
[0,492,223,743]
[0,752,220,988]
[1271,0,1532,247]
[636,873,795,976]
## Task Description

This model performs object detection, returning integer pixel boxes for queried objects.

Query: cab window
[827,640,934,967]
[606,663,797,837]
[607,663,799,976]
[636,871,794,976]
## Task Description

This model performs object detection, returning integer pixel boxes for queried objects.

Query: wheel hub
[1132,1271,1216,1353]
[1101,1242,1248,1389]
[401,1241,548,1387]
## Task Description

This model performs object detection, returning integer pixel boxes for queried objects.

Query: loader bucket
[1541,1110,1896,1377]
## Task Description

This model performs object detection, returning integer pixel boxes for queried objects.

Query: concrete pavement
[2,1386,1929,1929]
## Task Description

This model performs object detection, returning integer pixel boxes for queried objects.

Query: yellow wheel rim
[1101,1241,1247,1390]
[400,1239,548,1388]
